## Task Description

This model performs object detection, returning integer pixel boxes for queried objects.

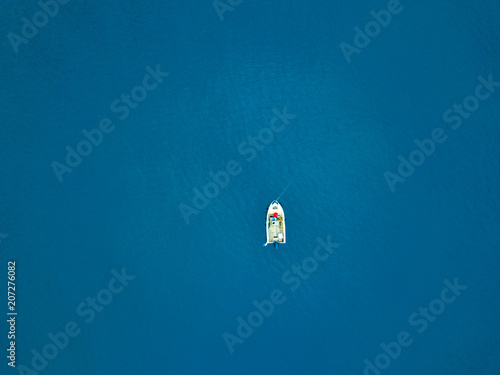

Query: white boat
[265,200,286,248]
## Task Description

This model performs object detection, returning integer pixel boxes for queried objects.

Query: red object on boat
[274,212,278,217]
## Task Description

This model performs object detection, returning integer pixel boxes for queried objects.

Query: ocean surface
[1,1,499,374]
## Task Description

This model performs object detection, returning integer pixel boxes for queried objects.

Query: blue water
[1,1,499,374]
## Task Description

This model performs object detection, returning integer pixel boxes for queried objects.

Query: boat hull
[266,201,286,245]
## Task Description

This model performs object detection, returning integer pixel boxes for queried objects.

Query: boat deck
[266,200,286,244]
[267,215,284,243]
